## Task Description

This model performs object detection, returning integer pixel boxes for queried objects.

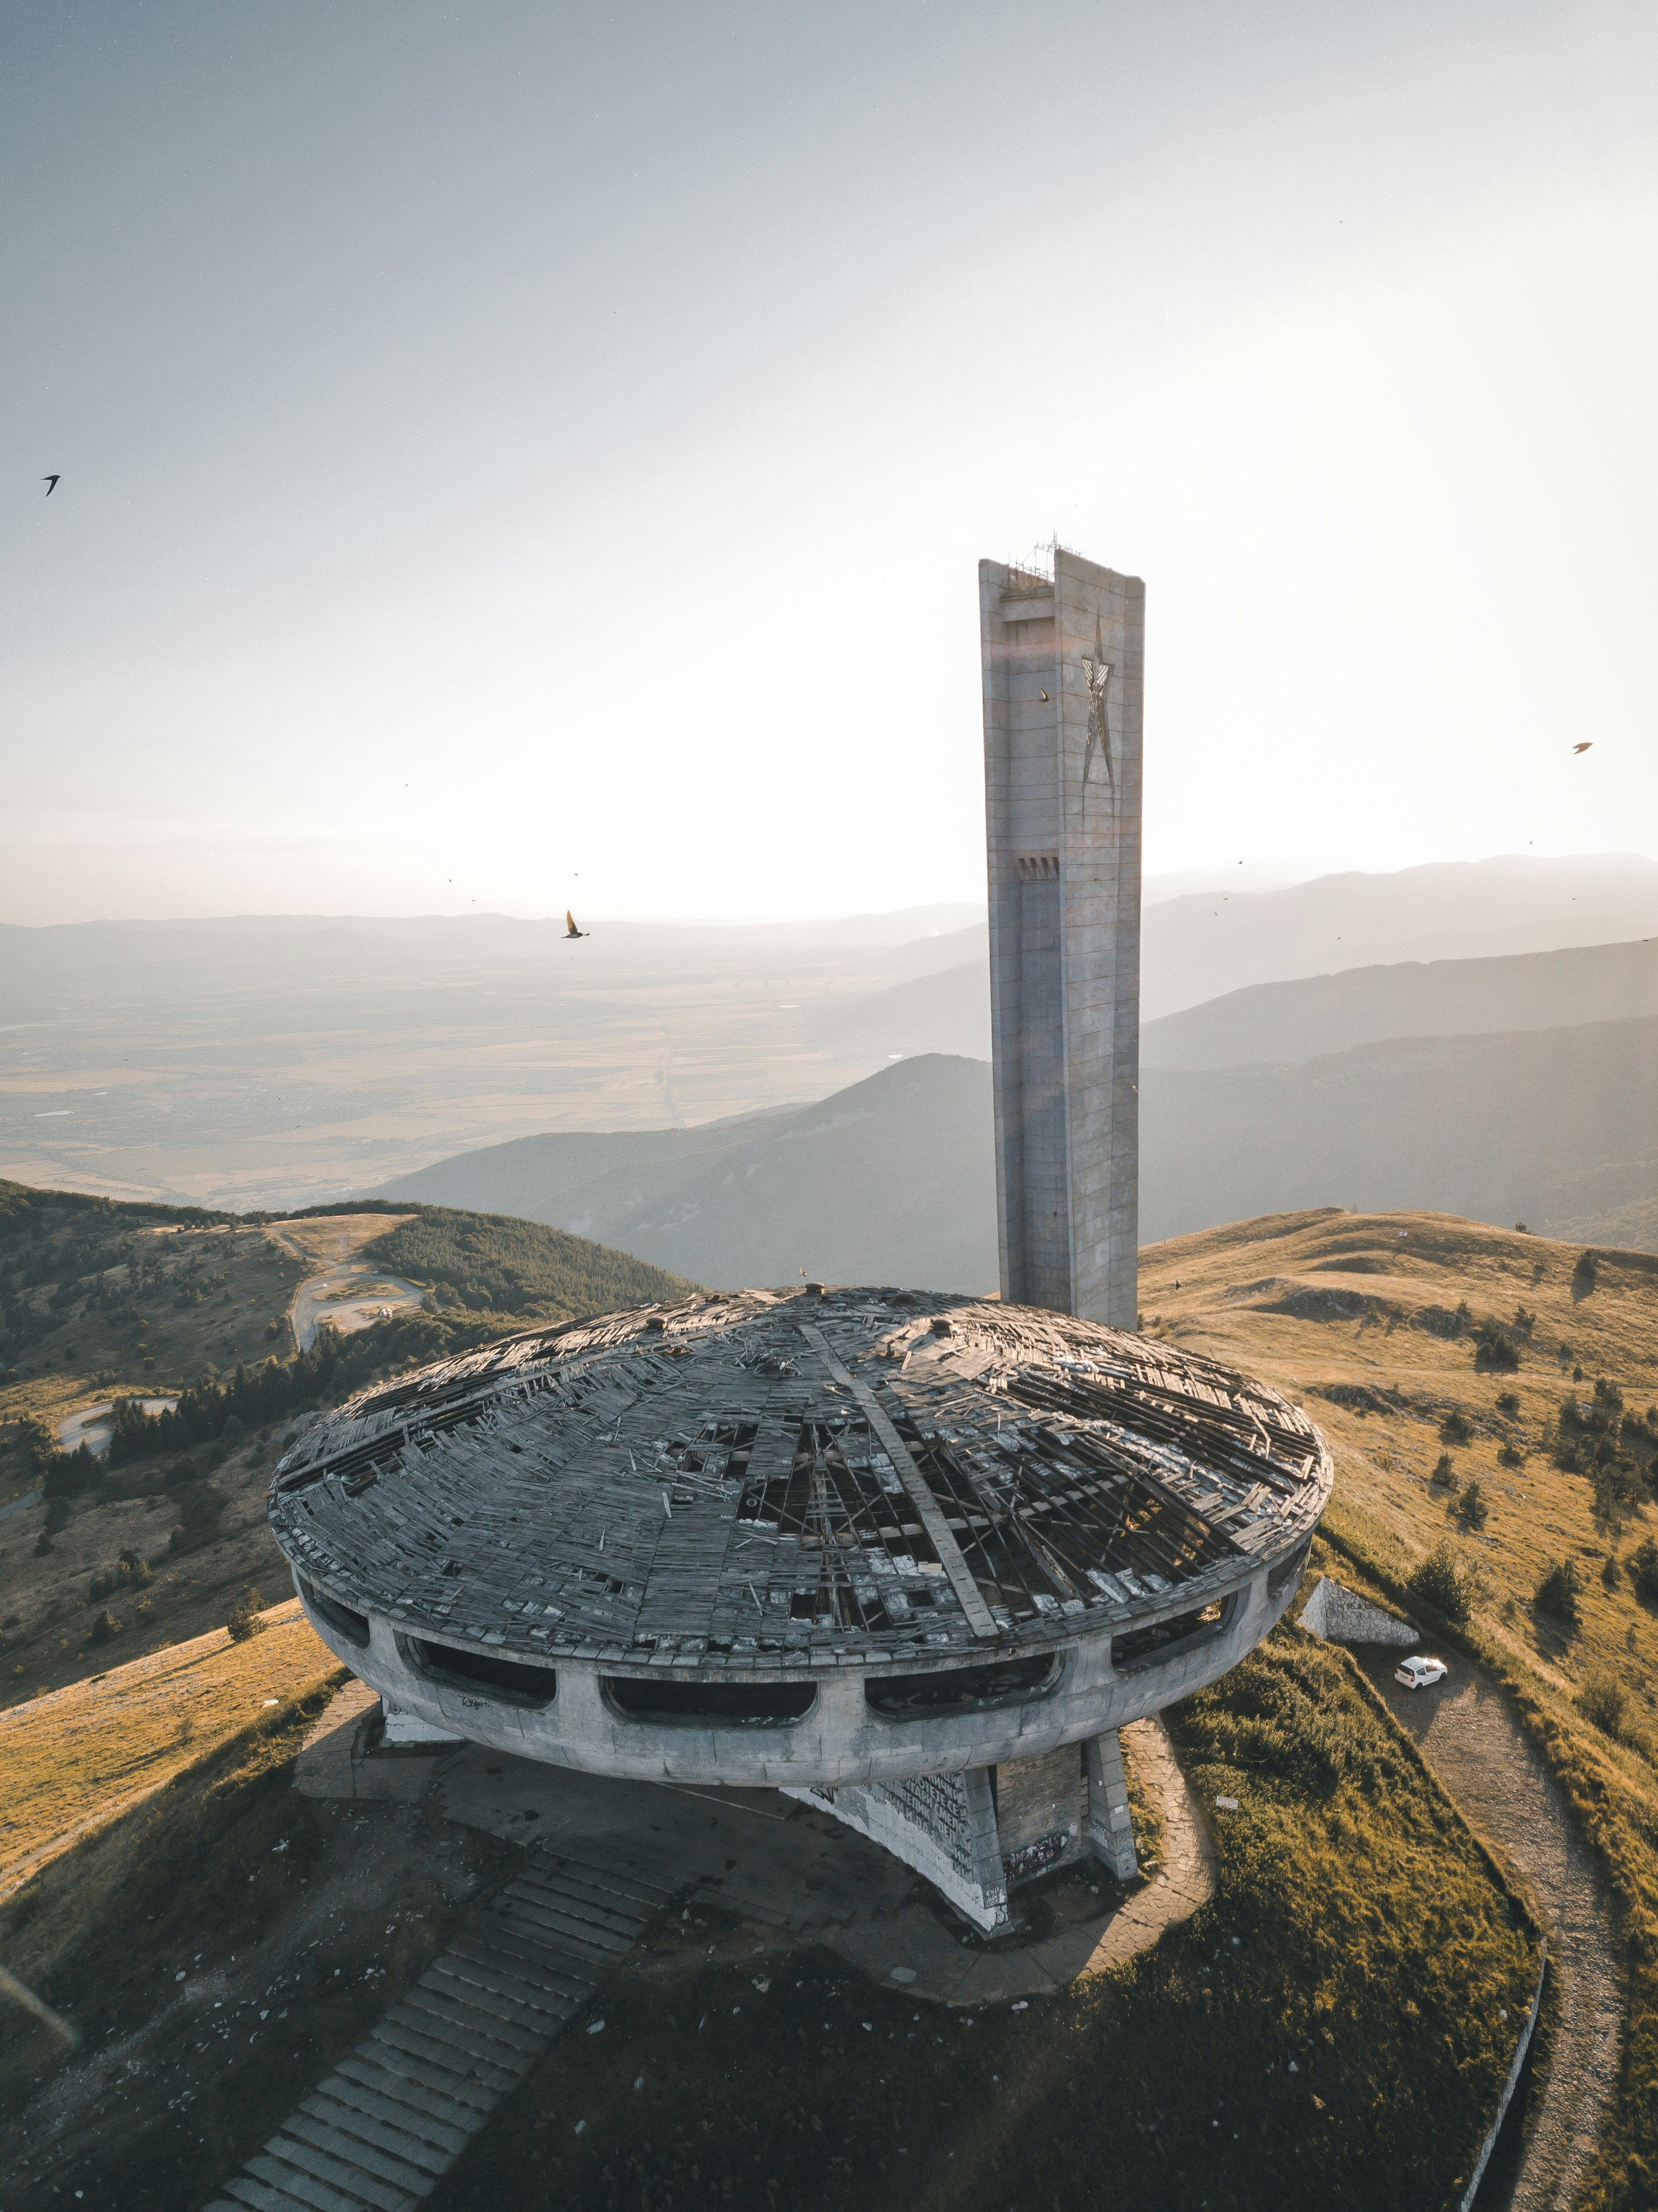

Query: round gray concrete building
[271,1285,1329,1929]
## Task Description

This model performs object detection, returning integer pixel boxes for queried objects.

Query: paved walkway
[293,1679,434,1806]
[1357,1650,1621,2212]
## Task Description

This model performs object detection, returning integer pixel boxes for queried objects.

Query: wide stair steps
[204,1854,672,2212]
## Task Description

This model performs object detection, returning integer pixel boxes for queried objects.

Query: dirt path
[288,1263,426,1351]
[1358,1651,1621,2212]
[264,1213,424,1351]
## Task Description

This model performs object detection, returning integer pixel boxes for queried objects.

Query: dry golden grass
[0,1596,337,1899]
[1140,1207,1658,2210]
[263,1213,413,1269]
[1139,1207,1658,1717]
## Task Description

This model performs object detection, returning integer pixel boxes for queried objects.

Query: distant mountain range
[7,853,1657,1214]
[1142,934,1658,1070]
[1139,850,1658,1018]
[371,1056,999,1292]
[784,856,1658,1068]
[372,953,1658,1281]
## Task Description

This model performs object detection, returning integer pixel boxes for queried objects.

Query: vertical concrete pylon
[980,547,1144,1328]
[1083,1728,1139,1881]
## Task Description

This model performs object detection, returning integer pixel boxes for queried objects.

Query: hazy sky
[4,1,1655,925]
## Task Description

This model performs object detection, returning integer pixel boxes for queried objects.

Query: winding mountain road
[1358,1649,1621,2212]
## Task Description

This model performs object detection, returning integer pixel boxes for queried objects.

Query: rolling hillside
[8,855,1657,1212]
[0,1182,695,1707]
[377,1056,1000,1292]
[1140,850,1658,1018]
[1142,1013,1658,1250]
[1138,1208,1658,2200]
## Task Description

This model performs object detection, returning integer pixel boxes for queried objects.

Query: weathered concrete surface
[1358,1651,1621,2212]
[1301,1574,1418,1647]
[299,1688,1214,2011]
[281,1285,1328,1800]
[980,547,1144,1328]
[300,1550,1303,1795]
[821,1716,1212,2004]
[293,1677,443,1804]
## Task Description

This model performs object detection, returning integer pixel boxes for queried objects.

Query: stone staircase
[205,1853,672,2212]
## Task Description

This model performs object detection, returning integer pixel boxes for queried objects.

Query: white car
[1396,1655,1448,1689]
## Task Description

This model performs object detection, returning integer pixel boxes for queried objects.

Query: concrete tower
[980,545,1144,1329]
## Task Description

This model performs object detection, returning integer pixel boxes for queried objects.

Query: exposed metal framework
[271,1286,1326,1678]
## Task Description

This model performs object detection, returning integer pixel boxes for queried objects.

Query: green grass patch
[1316,1512,1658,2211]
[428,1634,1537,2212]
[364,1204,698,1320]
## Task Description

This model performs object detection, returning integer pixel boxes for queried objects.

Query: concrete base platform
[291,1686,1215,2009]
[292,1680,446,1805]
[429,1747,916,1933]
[821,1718,1214,2004]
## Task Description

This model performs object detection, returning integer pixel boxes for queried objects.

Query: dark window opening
[1268,1539,1311,1603]
[603,1677,816,1725]
[866,1653,1060,1719]
[401,1635,556,1708]
[298,1576,370,1649]
[1112,1594,1240,1671]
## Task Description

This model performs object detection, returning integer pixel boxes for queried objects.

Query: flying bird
[41,475,59,496]
[564,909,589,940]
[1572,742,1593,754]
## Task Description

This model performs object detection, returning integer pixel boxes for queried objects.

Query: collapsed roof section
[269,1286,1329,1673]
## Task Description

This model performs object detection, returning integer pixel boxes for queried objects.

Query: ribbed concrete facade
[980,546,1144,1329]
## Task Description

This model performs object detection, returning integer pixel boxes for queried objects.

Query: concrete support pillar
[780,1766,1011,1934]
[1083,1727,1138,1881]
[960,1766,1011,1931]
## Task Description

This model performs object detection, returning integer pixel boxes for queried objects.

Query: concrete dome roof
[270,1285,1330,1689]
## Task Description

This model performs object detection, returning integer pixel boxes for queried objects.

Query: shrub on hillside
[1454,1479,1489,1530]
[1576,1671,1627,1740]
[43,1496,71,1533]
[1534,1558,1581,1627]
[90,1607,120,1644]
[225,1587,267,1643]
[89,1553,151,1603]
[166,1484,227,1555]
[1626,1537,1658,1604]
[1430,1452,1457,1488]
[1409,1541,1473,1625]
[1441,1410,1475,1444]
[1474,1319,1519,1372]
[1574,1250,1599,1291]
[1498,1443,1524,1469]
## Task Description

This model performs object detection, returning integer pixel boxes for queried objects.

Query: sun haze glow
[2,0,1654,925]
